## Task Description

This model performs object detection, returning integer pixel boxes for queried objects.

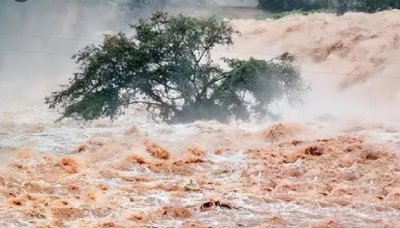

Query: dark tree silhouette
[46,12,306,123]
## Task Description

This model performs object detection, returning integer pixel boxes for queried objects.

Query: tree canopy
[46,12,306,123]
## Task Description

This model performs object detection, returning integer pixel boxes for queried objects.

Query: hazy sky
[0,0,226,105]
[0,0,128,104]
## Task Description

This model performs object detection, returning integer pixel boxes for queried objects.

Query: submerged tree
[46,12,306,123]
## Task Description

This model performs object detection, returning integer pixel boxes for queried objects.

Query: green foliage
[258,0,400,14]
[354,0,393,12]
[258,0,336,13]
[46,12,306,123]
[269,9,335,19]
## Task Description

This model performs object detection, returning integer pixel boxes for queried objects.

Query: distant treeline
[122,0,210,10]
[258,0,400,14]
[92,0,400,15]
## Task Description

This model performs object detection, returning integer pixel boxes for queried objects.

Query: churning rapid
[231,10,400,122]
[1,6,400,227]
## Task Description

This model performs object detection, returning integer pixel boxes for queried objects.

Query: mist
[0,0,131,105]
[0,0,262,107]
[230,11,400,123]
[1,0,399,124]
